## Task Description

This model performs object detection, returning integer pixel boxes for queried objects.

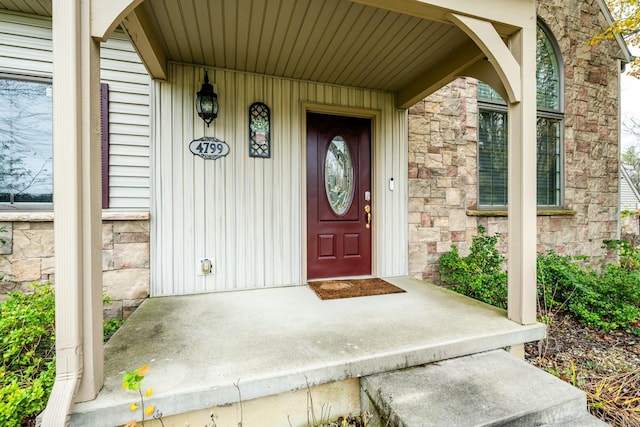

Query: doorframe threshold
[307,274,375,282]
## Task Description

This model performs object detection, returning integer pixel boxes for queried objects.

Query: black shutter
[101,83,109,209]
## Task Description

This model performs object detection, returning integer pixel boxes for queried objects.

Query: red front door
[306,113,372,279]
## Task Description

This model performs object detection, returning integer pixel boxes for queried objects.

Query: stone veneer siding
[0,214,149,320]
[621,215,640,242]
[409,0,624,281]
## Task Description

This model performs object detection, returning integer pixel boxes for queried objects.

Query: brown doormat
[308,278,406,300]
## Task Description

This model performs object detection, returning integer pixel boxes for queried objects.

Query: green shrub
[559,241,640,332]
[0,285,127,425]
[536,250,588,311]
[603,239,640,271]
[568,264,640,333]
[439,230,640,333]
[104,318,125,341]
[0,283,56,426]
[620,209,637,219]
[438,226,508,309]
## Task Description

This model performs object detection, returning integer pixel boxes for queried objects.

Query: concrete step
[541,412,609,426]
[361,350,608,427]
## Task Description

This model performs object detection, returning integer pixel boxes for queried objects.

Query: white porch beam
[120,5,168,80]
[506,26,538,325]
[397,40,485,109]
[91,0,143,42]
[349,0,528,36]
[41,0,104,424]
[447,13,521,103]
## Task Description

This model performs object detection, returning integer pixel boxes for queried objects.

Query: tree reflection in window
[0,79,53,204]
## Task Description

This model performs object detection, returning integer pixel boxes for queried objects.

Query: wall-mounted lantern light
[195,70,219,127]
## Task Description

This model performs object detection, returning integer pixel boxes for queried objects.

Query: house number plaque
[189,136,230,160]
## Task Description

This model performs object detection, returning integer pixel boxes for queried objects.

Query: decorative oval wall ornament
[189,136,230,160]
[324,136,354,215]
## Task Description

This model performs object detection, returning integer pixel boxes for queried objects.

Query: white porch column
[42,0,103,424]
[77,0,104,401]
[447,9,537,325]
[507,25,538,325]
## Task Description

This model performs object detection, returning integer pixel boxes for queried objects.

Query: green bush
[439,229,640,334]
[104,318,125,341]
[0,283,56,426]
[438,226,508,309]
[566,240,640,332]
[536,250,589,311]
[0,285,127,425]
[603,239,640,271]
[569,263,640,333]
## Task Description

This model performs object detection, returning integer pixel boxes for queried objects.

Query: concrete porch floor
[72,276,546,426]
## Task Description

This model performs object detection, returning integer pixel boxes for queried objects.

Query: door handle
[364,204,371,229]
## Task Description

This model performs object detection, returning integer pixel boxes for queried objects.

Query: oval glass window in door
[324,136,354,215]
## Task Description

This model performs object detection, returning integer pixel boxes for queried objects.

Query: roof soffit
[0,0,51,16]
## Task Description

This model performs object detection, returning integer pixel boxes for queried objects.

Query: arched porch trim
[91,0,143,42]
[448,13,521,104]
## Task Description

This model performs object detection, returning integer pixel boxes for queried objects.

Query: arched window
[477,21,563,208]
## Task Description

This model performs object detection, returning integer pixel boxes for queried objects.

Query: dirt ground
[525,311,640,426]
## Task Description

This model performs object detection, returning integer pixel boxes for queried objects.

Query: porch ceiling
[0,0,50,16]
[0,0,524,106]
[138,0,475,94]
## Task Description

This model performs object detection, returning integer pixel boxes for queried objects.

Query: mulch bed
[525,310,640,426]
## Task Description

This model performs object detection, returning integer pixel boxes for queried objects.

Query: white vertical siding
[152,63,408,296]
[376,98,409,277]
[0,11,150,209]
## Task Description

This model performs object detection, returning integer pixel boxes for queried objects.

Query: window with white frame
[478,22,563,208]
[0,78,53,206]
